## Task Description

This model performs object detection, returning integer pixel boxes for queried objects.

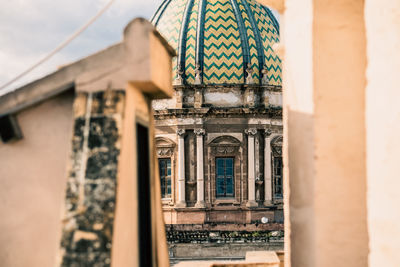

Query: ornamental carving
[176,129,186,136]
[155,137,176,157]
[245,128,257,136]
[211,146,238,155]
[194,128,206,136]
[209,135,241,156]
[271,135,283,156]
[264,128,272,137]
[157,147,174,157]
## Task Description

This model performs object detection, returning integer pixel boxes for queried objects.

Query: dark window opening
[216,157,234,198]
[136,123,152,267]
[0,115,22,143]
[273,157,283,199]
[159,158,172,198]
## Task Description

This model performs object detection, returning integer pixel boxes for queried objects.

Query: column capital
[194,128,206,136]
[264,128,273,137]
[176,129,186,136]
[245,128,257,136]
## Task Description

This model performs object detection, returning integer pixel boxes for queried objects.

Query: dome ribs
[230,0,251,82]
[185,0,199,83]
[241,0,265,79]
[247,0,281,85]
[177,0,195,82]
[151,0,282,85]
[263,6,280,35]
[195,0,207,80]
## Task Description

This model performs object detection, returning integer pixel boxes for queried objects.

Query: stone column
[264,129,273,206]
[176,129,186,208]
[245,128,258,207]
[194,129,206,208]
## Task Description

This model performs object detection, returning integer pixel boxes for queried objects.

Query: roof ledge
[0,18,176,116]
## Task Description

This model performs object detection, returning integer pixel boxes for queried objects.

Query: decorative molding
[173,65,184,86]
[194,63,202,85]
[245,128,257,136]
[194,128,206,136]
[245,63,255,85]
[211,146,238,155]
[261,65,269,85]
[264,128,272,137]
[209,135,241,146]
[271,135,283,146]
[271,135,283,156]
[157,147,174,157]
[177,129,186,136]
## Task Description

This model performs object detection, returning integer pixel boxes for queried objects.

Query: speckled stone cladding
[60,90,125,267]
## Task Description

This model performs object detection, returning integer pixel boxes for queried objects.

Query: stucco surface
[281,0,369,266]
[313,1,368,266]
[0,91,74,267]
[365,1,400,266]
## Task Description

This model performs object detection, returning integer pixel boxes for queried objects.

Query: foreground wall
[0,91,74,267]
[365,0,400,266]
[257,0,400,266]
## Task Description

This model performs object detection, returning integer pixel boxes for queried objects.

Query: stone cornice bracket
[245,63,255,85]
[245,128,258,136]
[176,129,186,136]
[194,128,206,136]
[173,65,184,86]
[261,66,269,85]
[194,63,202,85]
[264,128,272,137]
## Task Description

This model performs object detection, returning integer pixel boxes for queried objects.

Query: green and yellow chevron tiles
[247,0,281,85]
[204,0,243,84]
[185,0,199,84]
[237,0,259,83]
[152,0,282,86]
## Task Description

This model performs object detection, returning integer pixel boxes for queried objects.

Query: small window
[0,115,22,143]
[216,157,234,198]
[159,158,172,198]
[273,157,283,198]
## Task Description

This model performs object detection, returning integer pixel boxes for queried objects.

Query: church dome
[151,0,282,86]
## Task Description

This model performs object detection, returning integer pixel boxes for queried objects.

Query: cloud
[0,0,160,94]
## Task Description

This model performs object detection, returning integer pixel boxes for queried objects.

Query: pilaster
[194,128,206,208]
[176,129,186,208]
[245,128,258,208]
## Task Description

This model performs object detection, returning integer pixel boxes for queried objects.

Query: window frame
[215,157,235,198]
[158,158,172,199]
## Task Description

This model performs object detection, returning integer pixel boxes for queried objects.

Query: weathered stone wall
[60,90,125,266]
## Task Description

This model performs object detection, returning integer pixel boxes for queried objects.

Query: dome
[151,0,282,86]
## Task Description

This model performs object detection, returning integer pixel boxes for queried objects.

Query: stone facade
[153,83,283,229]
[60,90,125,266]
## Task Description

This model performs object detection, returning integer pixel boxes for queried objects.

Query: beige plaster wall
[0,91,74,267]
[365,1,400,266]
[278,0,369,266]
[313,1,368,266]
[278,0,315,266]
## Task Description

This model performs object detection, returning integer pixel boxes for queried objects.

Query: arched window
[208,135,242,203]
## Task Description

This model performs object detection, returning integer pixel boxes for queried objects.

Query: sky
[0,0,160,95]
[0,0,279,95]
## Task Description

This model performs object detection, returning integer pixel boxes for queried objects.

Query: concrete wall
[0,91,74,267]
